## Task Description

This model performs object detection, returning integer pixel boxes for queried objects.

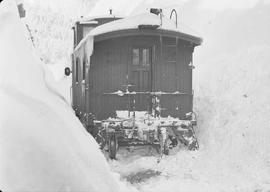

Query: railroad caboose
[66,9,202,159]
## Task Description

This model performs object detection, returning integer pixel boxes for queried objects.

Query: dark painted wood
[72,32,197,121]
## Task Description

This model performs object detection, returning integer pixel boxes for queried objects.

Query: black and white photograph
[1,0,270,191]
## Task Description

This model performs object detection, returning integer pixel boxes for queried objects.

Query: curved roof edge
[94,28,202,45]
[79,14,124,22]
[73,14,123,26]
[74,13,203,52]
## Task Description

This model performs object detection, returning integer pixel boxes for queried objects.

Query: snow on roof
[75,14,123,26]
[79,14,123,22]
[75,13,202,52]
[91,12,200,37]
[79,20,99,25]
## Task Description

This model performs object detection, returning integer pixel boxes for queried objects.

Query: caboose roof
[93,13,200,39]
[78,14,124,24]
[75,13,202,52]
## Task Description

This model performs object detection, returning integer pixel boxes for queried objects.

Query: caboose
[65,9,202,159]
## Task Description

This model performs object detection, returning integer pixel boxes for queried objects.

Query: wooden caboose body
[69,10,202,158]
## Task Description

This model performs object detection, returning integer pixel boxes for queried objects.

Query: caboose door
[130,46,153,111]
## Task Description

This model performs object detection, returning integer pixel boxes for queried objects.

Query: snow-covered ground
[109,1,270,192]
[112,2,270,192]
[1,0,270,191]
[0,1,129,191]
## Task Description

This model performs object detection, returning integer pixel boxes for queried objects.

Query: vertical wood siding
[73,35,195,120]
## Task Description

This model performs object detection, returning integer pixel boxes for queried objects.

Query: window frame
[82,57,86,80]
[132,48,140,65]
[132,47,151,67]
[75,58,80,83]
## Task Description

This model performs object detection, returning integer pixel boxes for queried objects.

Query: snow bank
[23,0,95,65]
[14,0,270,191]
[110,43,270,192]
[88,0,145,17]
[0,1,121,191]
[110,2,270,192]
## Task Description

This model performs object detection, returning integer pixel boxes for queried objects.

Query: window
[72,27,76,48]
[142,49,150,66]
[163,37,177,62]
[164,45,176,62]
[132,48,139,65]
[82,58,86,80]
[75,58,79,83]
[132,47,151,66]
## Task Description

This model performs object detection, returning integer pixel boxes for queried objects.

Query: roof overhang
[79,20,99,25]
[94,28,202,46]
[74,13,203,51]
[73,15,123,28]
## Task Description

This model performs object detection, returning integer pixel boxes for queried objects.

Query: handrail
[170,9,178,28]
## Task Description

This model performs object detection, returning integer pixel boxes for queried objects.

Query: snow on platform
[3,0,270,191]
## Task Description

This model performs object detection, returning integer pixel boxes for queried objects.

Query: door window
[132,47,151,66]
[130,46,152,111]
[142,49,150,66]
[132,48,139,65]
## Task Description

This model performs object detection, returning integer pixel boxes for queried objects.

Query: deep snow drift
[109,45,270,191]
[0,1,122,191]
[3,0,270,191]
[108,2,270,192]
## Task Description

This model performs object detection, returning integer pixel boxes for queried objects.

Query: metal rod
[170,9,178,28]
